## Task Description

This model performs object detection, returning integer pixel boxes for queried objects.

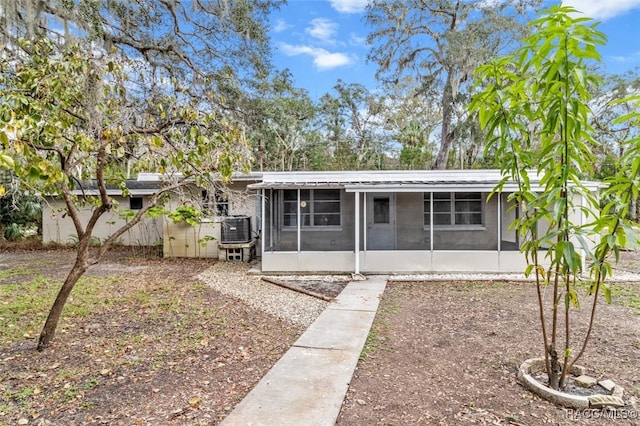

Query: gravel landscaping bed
[198,262,330,328]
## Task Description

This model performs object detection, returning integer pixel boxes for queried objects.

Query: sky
[268,0,640,100]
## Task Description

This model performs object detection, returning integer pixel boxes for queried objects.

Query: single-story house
[42,177,165,247]
[42,170,599,274]
[41,173,262,260]
[250,170,598,274]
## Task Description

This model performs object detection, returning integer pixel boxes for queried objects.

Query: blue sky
[268,0,640,99]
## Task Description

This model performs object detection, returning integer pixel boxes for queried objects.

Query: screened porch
[250,170,592,274]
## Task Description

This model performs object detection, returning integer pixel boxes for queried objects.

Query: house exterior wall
[162,220,220,258]
[259,189,594,273]
[395,192,499,250]
[270,191,356,252]
[42,196,163,246]
[395,192,428,250]
[162,182,260,258]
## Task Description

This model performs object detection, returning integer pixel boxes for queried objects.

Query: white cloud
[606,51,640,64]
[278,42,353,70]
[306,18,338,43]
[561,0,640,20]
[349,33,367,47]
[272,19,290,33]
[329,0,368,14]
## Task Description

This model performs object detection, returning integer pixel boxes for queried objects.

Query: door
[366,193,396,250]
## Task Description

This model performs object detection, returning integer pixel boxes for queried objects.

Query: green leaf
[602,284,612,304]
[151,136,163,148]
[146,207,169,218]
[525,264,535,277]
[568,288,580,308]
[119,209,136,220]
[0,152,15,169]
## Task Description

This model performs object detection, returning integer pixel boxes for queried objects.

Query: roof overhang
[247,170,600,193]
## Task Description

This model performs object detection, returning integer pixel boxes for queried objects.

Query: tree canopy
[0,0,283,349]
[366,0,542,169]
[470,5,639,391]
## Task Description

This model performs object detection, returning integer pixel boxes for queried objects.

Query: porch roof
[248,170,600,192]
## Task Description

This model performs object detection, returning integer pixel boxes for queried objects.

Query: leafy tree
[589,71,640,172]
[470,6,638,391]
[244,69,320,171]
[397,121,434,169]
[318,80,388,170]
[375,76,439,169]
[0,0,281,350]
[0,175,42,241]
[366,0,541,169]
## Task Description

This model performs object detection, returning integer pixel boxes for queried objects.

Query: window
[215,190,229,216]
[130,196,143,210]
[424,192,483,226]
[373,197,390,224]
[283,189,341,227]
[202,189,229,216]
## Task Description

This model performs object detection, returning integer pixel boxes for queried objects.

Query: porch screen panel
[269,189,351,252]
[270,189,296,251]
[397,192,430,250]
[429,192,498,250]
[264,189,272,251]
[500,192,520,251]
[301,189,354,251]
[313,189,341,226]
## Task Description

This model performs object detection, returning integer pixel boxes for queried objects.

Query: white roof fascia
[258,170,505,183]
[344,184,502,193]
[69,189,159,196]
[248,170,600,193]
[136,171,262,182]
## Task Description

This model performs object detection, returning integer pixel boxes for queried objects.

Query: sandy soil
[2,247,639,425]
[338,253,640,425]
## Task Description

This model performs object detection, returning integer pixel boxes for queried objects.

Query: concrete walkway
[221,276,388,426]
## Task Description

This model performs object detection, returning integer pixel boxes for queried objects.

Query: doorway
[366,193,396,250]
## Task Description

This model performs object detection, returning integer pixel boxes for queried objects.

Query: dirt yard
[1,247,639,425]
[338,254,640,425]
[0,248,306,425]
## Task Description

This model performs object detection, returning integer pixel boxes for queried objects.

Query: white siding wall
[42,196,162,246]
[162,183,260,258]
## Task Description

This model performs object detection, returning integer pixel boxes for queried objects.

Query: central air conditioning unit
[221,216,252,243]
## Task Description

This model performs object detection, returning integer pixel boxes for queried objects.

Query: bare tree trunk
[433,71,455,170]
[547,345,562,389]
[37,247,89,350]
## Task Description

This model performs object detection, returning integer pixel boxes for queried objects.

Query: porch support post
[297,188,301,253]
[497,192,502,271]
[363,193,367,253]
[269,189,273,250]
[429,192,434,270]
[261,189,265,256]
[497,192,502,252]
[355,191,360,274]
